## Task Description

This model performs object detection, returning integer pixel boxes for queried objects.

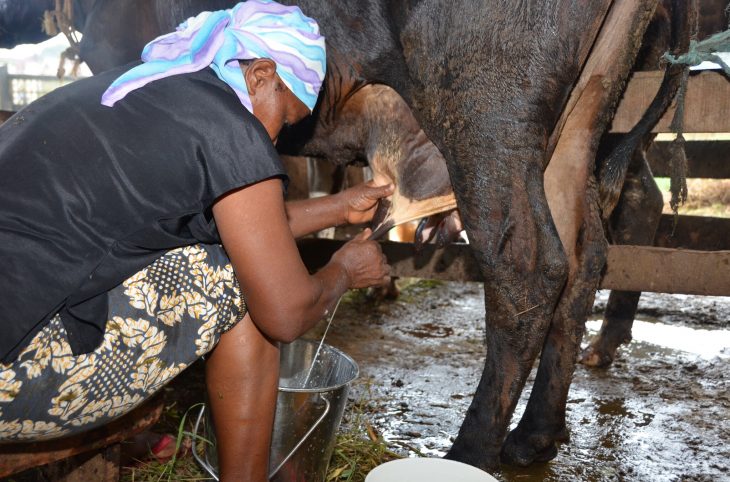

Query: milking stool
[0,394,164,481]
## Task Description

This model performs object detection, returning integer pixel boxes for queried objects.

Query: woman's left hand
[341,181,394,225]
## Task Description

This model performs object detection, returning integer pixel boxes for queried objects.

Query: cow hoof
[444,446,500,473]
[579,344,614,368]
[500,427,559,466]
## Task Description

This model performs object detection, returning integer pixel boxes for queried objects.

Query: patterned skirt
[0,244,245,442]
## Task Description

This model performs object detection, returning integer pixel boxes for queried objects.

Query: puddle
[585,318,730,360]
[399,322,454,338]
[321,282,730,481]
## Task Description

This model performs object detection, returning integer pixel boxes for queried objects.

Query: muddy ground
[317,280,730,482]
[124,278,729,482]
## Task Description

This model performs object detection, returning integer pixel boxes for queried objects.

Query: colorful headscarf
[100,0,326,113]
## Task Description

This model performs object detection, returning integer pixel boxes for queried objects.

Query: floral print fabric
[0,244,244,441]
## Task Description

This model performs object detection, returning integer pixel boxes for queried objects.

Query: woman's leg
[205,313,279,482]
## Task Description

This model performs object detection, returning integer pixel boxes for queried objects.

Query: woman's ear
[244,58,278,97]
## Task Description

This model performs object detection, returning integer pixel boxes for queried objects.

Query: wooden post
[545,0,659,273]
[0,64,12,111]
[0,109,14,124]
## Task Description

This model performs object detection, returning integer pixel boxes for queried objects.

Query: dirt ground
[131,178,728,482]
[318,280,730,482]
[10,276,723,481]
[142,279,730,482]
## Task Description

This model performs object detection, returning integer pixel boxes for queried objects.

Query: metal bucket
[193,338,359,481]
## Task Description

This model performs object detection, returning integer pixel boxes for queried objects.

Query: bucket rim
[278,338,359,393]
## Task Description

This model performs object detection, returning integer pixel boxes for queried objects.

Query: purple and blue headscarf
[101,0,326,113]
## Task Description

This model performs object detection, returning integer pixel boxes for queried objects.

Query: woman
[0,1,391,480]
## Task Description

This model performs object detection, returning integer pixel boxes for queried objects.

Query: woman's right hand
[330,228,391,289]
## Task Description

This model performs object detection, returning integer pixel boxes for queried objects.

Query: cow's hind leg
[580,143,663,367]
[444,160,568,471]
[501,178,607,465]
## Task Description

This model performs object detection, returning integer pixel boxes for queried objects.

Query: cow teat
[357,84,458,240]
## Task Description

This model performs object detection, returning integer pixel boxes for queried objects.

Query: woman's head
[101,0,326,124]
[241,58,310,142]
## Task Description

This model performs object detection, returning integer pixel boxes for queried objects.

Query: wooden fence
[299,71,730,296]
[0,64,74,111]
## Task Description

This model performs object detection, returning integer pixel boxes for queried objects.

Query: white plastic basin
[366,458,499,482]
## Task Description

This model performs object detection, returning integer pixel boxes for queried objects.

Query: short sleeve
[195,106,289,203]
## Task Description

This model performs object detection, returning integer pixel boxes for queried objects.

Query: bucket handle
[268,392,331,479]
[192,404,220,481]
[191,394,332,481]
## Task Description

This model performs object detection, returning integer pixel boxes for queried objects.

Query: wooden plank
[655,214,730,251]
[298,238,730,295]
[0,65,11,111]
[601,245,730,295]
[0,394,163,477]
[610,71,730,133]
[298,238,482,283]
[41,445,121,482]
[647,140,730,178]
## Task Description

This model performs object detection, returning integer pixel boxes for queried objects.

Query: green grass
[122,388,407,482]
[122,460,210,482]
[121,403,212,482]
[655,177,730,218]
[654,177,671,192]
[396,278,444,303]
[326,380,428,481]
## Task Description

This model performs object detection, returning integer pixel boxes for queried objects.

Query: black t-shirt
[0,63,287,362]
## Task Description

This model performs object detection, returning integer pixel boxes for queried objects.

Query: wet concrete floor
[318,280,730,482]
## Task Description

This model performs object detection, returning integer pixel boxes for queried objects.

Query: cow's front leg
[581,144,664,367]
[444,152,568,470]
[501,179,607,465]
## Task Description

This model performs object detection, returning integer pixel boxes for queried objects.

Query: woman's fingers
[331,228,390,289]
[365,183,394,200]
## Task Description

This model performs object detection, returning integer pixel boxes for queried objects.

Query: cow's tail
[597,0,695,219]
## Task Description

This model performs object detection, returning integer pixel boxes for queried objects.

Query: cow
[580,0,728,367]
[277,82,460,243]
[0,0,694,471]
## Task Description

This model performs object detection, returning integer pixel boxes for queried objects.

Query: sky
[0,32,91,77]
[690,52,730,71]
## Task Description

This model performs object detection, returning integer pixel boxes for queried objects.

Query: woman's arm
[285,181,394,238]
[284,194,346,238]
[213,178,389,342]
